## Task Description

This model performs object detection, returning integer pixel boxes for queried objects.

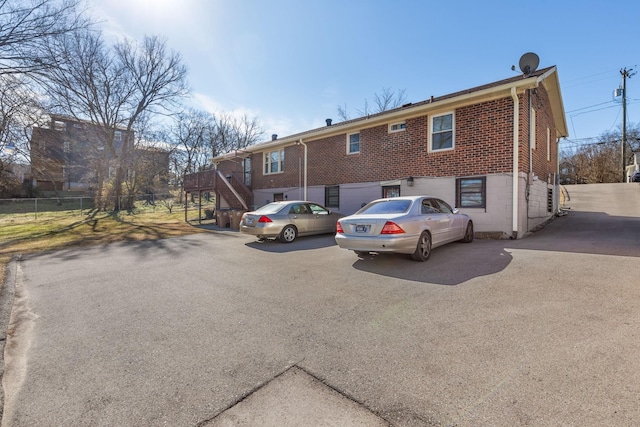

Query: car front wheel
[411,231,431,262]
[279,225,297,243]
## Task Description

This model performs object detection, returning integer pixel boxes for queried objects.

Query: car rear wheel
[411,231,431,262]
[279,225,297,243]
[461,221,474,243]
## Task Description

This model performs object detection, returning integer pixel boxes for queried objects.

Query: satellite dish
[518,52,540,75]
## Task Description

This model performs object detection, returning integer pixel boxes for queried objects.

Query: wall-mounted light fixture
[407,176,414,186]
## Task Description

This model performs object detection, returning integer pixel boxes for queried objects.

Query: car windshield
[253,203,286,214]
[358,199,412,214]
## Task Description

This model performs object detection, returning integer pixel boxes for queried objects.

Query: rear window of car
[253,203,286,214]
[358,199,412,214]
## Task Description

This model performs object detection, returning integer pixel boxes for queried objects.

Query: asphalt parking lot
[1,183,639,426]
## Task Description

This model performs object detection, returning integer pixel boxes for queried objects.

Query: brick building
[30,115,169,193]
[211,66,567,239]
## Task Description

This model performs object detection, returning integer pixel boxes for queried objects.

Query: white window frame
[114,130,123,143]
[347,132,360,154]
[389,121,406,133]
[429,111,455,152]
[63,140,70,153]
[264,149,285,175]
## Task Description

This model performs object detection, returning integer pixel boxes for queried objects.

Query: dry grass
[0,209,206,284]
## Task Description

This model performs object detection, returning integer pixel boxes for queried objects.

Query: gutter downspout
[297,139,308,200]
[511,87,519,239]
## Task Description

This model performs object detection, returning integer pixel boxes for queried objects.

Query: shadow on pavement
[351,208,640,285]
[245,234,338,253]
[350,240,513,286]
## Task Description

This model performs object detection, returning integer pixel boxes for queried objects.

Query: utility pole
[620,68,635,182]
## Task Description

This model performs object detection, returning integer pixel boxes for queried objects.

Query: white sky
[87,0,640,151]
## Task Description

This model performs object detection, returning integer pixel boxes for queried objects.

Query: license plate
[245,217,254,225]
[355,225,369,233]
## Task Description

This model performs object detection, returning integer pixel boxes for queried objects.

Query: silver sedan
[241,201,344,243]
[335,196,473,261]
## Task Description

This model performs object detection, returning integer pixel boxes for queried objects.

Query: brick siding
[221,87,558,192]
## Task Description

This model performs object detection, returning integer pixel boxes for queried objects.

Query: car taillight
[381,221,405,234]
[258,215,272,223]
[336,221,344,233]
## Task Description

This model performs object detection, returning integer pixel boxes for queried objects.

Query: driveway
[1,183,639,426]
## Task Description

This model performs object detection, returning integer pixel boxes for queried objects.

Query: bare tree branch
[338,87,408,121]
[0,0,91,75]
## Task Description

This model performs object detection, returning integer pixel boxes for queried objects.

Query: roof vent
[271,134,277,141]
[326,118,332,126]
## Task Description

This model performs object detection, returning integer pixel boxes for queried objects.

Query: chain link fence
[0,193,216,223]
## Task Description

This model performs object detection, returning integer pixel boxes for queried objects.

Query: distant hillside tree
[560,124,640,184]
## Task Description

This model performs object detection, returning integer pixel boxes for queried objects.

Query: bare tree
[0,0,90,76]
[560,124,640,184]
[229,114,263,153]
[165,108,214,188]
[337,87,408,121]
[373,87,407,112]
[0,73,43,195]
[38,30,189,210]
[165,109,262,201]
[208,112,263,158]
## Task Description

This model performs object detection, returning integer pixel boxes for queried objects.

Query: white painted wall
[250,172,556,238]
[526,177,554,231]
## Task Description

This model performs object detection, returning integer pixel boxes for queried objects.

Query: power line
[566,100,614,114]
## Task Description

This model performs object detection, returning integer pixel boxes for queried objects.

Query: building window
[389,121,406,133]
[264,149,285,174]
[114,130,123,143]
[546,127,551,162]
[382,185,400,198]
[456,176,486,208]
[325,186,339,208]
[53,120,66,131]
[63,140,70,153]
[243,157,251,186]
[429,112,454,152]
[347,132,360,154]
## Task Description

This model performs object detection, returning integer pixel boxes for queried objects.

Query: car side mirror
[452,208,460,214]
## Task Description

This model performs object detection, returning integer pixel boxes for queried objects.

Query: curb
[0,255,19,423]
